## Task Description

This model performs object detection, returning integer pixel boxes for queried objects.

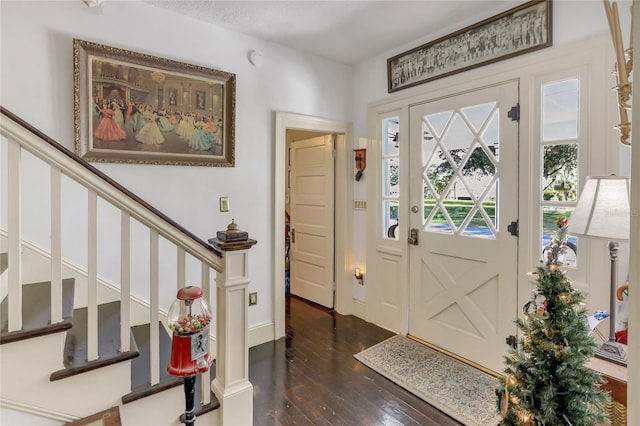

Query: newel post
[208,221,257,426]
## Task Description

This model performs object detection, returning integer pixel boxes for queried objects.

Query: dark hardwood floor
[249,295,463,426]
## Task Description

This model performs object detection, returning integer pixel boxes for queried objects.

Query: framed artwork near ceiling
[74,38,236,167]
[387,0,552,93]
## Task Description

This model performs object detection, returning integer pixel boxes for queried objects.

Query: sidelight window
[540,78,580,267]
[383,117,399,239]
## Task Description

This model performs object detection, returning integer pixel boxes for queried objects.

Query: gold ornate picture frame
[387,0,552,93]
[74,39,235,167]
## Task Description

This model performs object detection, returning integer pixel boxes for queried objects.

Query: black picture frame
[387,0,552,93]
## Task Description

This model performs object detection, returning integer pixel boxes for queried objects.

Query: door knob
[411,205,419,213]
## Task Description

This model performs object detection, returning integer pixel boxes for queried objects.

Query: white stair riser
[1,333,129,418]
[119,384,219,426]
[0,332,216,425]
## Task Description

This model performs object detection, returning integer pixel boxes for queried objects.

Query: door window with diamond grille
[422,101,500,238]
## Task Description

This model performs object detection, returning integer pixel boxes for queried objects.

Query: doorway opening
[273,112,353,340]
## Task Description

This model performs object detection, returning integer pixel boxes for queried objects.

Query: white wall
[0,1,352,331]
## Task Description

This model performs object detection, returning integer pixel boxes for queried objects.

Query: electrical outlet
[249,292,257,306]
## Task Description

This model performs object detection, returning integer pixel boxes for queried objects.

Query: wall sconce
[354,267,364,285]
[354,149,366,181]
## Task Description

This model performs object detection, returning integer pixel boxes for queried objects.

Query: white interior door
[408,81,519,373]
[290,135,335,308]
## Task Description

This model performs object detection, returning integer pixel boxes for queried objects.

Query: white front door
[290,135,335,308]
[408,81,519,373]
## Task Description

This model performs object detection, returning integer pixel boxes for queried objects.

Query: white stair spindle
[177,246,186,290]
[201,262,211,312]
[87,189,98,361]
[120,211,131,353]
[201,262,211,406]
[7,139,22,332]
[50,166,63,324]
[201,369,211,406]
[150,229,160,385]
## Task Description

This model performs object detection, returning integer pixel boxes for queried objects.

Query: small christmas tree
[496,216,611,425]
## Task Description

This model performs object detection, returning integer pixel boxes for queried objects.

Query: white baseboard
[1,397,78,423]
[249,321,274,348]
[353,298,366,320]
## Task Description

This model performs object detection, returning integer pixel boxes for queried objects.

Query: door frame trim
[365,36,612,340]
[274,112,353,339]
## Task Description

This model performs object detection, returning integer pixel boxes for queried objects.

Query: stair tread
[0,279,75,344]
[50,301,139,381]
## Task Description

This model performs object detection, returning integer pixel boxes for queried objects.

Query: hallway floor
[249,295,463,425]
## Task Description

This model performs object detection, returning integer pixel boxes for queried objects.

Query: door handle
[408,228,419,245]
[291,228,295,243]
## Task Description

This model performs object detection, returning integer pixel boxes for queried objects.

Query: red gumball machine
[167,286,213,425]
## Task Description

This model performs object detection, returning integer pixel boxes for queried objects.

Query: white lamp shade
[568,176,630,241]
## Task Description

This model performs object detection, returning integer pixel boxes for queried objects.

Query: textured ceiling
[143,1,521,65]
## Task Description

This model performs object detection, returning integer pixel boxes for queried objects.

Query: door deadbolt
[408,228,419,245]
[411,205,419,213]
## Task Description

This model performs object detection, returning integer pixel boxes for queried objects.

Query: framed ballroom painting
[74,39,236,167]
[387,0,552,92]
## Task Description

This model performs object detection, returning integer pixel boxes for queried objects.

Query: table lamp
[568,175,630,365]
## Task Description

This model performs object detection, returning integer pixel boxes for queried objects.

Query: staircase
[0,279,219,423]
[0,107,255,425]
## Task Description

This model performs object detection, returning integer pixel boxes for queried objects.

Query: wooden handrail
[0,106,221,259]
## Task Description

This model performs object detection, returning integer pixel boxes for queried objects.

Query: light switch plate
[219,196,229,212]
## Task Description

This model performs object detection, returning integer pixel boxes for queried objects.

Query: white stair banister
[1,107,257,422]
[0,110,225,274]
